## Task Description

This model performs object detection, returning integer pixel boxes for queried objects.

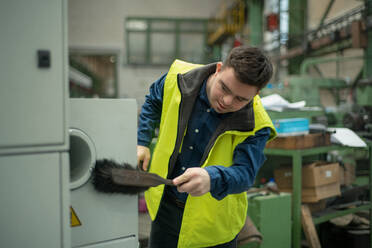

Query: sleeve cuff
[205,166,226,200]
[137,140,150,147]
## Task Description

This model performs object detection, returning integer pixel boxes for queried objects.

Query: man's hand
[173,168,211,196]
[137,145,151,171]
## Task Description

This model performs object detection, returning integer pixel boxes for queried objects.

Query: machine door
[0,153,69,248]
[0,0,67,151]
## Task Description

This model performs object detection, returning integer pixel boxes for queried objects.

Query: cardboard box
[339,163,356,186]
[266,132,331,149]
[274,162,341,203]
[274,162,340,187]
[279,183,340,203]
[307,199,327,213]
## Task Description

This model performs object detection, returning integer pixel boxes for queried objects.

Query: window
[69,53,119,98]
[125,17,209,65]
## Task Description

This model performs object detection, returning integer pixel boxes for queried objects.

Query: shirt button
[206,108,211,112]
[195,129,199,133]
[189,146,194,150]
[181,167,186,171]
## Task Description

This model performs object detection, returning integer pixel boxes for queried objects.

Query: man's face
[206,62,259,114]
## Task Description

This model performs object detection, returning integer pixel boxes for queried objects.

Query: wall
[68,0,222,107]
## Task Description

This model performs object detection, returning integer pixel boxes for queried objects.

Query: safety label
[70,206,82,227]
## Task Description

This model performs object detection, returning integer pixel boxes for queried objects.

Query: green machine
[346,78,372,139]
[262,74,372,142]
[284,76,348,107]
[240,193,292,248]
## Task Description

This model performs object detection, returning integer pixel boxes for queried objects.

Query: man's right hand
[137,145,151,171]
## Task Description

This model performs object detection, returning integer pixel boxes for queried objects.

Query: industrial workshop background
[1,0,372,248]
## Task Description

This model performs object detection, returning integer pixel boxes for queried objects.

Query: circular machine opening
[69,128,96,190]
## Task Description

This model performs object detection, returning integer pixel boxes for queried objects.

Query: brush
[92,159,174,195]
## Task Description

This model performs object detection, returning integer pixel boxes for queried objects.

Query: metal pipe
[318,0,336,30]
[249,0,263,46]
[364,0,372,78]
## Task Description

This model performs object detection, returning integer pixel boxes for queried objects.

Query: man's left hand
[173,168,211,196]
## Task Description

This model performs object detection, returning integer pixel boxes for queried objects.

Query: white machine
[0,0,139,247]
[69,99,138,248]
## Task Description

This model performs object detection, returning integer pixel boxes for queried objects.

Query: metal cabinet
[0,0,68,154]
[0,153,70,248]
[245,193,292,248]
[0,0,70,247]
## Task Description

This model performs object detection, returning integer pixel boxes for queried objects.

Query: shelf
[313,202,371,225]
[264,144,371,248]
[265,145,342,156]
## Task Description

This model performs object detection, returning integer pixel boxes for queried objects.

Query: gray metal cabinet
[0,0,70,247]
[0,153,70,248]
[0,0,68,153]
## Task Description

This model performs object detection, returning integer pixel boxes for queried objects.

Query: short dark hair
[222,46,273,90]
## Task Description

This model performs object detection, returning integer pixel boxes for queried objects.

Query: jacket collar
[178,63,255,132]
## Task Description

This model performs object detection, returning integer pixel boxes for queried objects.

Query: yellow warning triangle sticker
[70,206,82,227]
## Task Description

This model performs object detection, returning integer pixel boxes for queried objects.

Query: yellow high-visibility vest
[145,60,276,247]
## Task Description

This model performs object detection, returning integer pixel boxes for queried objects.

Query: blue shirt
[138,73,271,201]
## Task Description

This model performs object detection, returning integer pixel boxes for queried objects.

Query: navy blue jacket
[138,74,270,201]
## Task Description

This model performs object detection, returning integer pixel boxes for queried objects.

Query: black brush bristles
[92,159,150,195]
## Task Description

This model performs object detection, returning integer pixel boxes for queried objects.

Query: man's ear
[215,62,223,73]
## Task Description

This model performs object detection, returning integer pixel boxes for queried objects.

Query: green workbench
[264,145,372,248]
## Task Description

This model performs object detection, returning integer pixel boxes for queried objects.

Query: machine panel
[0,0,67,151]
[0,153,70,248]
[69,98,139,248]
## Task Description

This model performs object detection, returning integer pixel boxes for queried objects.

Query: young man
[137,46,276,248]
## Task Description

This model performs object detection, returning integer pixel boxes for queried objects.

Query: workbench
[264,144,372,248]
